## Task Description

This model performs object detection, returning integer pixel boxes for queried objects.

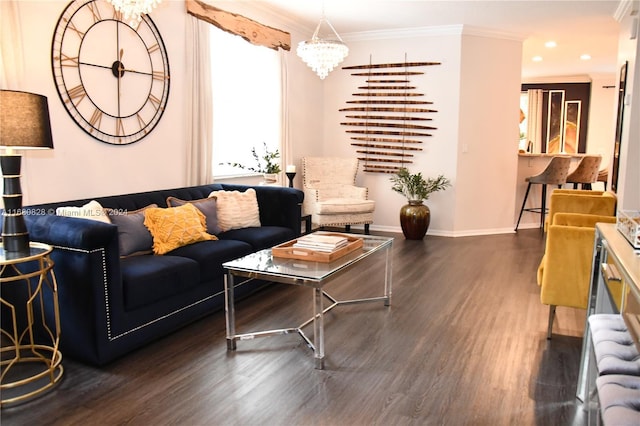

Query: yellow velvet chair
[544,189,617,231]
[538,212,617,339]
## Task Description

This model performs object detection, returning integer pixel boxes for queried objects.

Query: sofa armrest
[24,213,125,365]
[26,213,118,250]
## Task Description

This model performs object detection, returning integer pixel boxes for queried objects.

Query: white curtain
[0,0,24,89]
[280,50,293,183]
[527,89,543,153]
[185,15,213,185]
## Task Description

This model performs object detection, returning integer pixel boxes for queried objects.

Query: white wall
[6,0,323,205]
[322,28,461,235]
[4,0,634,236]
[14,0,188,204]
[323,27,522,235]
[455,31,522,235]
[615,0,640,211]
[587,74,618,168]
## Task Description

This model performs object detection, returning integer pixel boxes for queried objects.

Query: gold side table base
[1,242,64,407]
[1,345,64,407]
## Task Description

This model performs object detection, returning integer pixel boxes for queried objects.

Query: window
[210,28,282,178]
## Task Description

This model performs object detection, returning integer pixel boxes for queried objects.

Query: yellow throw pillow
[208,188,261,232]
[143,203,217,255]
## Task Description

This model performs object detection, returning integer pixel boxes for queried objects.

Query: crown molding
[342,24,524,43]
[246,1,313,37]
[522,75,593,84]
[460,25,525,42]
[614,0,637,22]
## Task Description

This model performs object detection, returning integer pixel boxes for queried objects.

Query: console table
[0,242,63,407]
[575,222,640,402]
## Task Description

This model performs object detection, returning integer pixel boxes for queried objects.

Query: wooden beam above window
[185,0,291,51]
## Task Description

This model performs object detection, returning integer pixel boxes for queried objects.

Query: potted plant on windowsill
[390,167,451,240]
[223,142,282,183]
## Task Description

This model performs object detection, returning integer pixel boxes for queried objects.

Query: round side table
[0,242,63,407]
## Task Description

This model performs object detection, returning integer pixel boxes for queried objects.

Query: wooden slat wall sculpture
[340,60,441,173]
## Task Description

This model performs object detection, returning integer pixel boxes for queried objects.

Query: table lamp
[0,90,54,254]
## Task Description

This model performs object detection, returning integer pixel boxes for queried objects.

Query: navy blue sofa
[17,183,303,366]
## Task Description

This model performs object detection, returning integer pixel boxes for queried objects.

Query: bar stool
[515,155,571,231]
[597,168,609,191]
[566,155,602,190]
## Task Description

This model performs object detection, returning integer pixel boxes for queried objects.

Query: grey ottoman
[596,374,640,426]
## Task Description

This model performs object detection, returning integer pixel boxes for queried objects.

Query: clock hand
[117,48,125,77]
[117,49,123,119]
[78,61,112,70]
[119,68,153,76]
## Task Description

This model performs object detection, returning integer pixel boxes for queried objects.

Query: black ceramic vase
[400,200,431,240]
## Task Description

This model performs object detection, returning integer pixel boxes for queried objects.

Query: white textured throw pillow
[209,188,261,232]
[56,200,111,224]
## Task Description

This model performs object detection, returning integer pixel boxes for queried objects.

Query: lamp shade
[0,90,54,254]
[0,90,54,150]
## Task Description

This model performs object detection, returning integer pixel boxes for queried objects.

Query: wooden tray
[272,233,364,263]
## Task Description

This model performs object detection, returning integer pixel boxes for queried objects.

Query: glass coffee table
[223,233,393,369]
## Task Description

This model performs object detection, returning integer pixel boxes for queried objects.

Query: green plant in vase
[390,167,451,239]
[223,142,281,182]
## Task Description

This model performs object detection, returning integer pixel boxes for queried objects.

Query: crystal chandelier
[108,0,162,26]
[297,16,349,80]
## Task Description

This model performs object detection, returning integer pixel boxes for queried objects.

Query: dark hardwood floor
[1,229,590,425]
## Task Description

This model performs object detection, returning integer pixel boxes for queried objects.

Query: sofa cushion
[314,198,376,215]
[166,196,222,235]
[144,203,217,255]
[169,239,254,282]
[210,188,261,231]
[121,255,201,311]
[107,204,157,257]
[56,200,111,223]
[219,226,296,252]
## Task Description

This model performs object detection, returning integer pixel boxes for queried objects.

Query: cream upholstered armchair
[302,157,375,234]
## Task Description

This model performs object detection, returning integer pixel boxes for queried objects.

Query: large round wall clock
[51,0,170,145]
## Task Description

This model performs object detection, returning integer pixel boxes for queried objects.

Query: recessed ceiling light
[532,56,543,62]
[580,54,592,60]
[545,41,557,48]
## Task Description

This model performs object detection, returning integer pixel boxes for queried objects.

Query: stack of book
[293,234,349,252]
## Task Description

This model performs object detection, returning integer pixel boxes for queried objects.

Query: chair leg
[364,224,370,235]
[345,225,351,233]
[515,182,532,231]
[547,305,556,339]
[540,184,547,230]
